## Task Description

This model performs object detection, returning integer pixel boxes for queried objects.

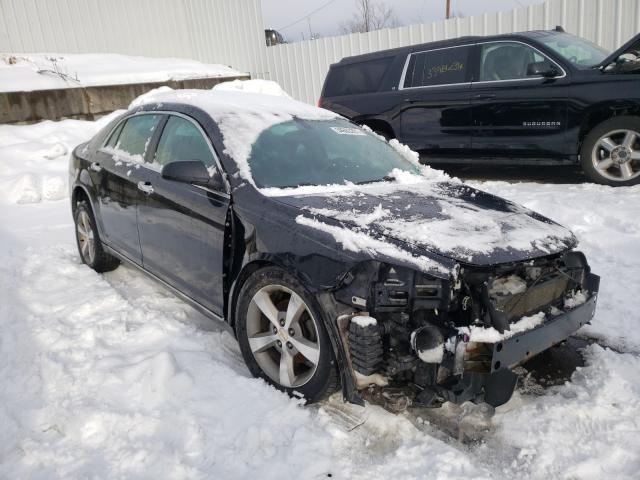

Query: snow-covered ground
[0,53,242,92]
[1,115,639,478]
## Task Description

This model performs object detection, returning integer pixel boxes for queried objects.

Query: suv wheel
[74,200,120,272]
[235,267,339,402]
[581,116,640,186]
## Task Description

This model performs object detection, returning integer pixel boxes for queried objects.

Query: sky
[261,0,545,42]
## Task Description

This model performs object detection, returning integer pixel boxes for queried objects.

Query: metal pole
[446,0,451,19]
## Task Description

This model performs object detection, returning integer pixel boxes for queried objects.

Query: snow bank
[481,345,640,479]
[0,112,121,204]
[0,53,242,92]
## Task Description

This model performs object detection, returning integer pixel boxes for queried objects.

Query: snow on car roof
[131,87,339,184]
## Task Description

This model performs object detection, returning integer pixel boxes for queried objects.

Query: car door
[398,44,473,158]
[92,113,163,264]
[136,114,230,315]
[470,40,570,159]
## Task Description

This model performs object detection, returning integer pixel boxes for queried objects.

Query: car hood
[599,32,640,69]
[272,181,577,266]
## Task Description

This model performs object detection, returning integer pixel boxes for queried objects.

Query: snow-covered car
[69,89,600,408]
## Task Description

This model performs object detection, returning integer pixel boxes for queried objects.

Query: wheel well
[71,186,90,214]
[360,119,395,139]
[227,260,275,330]
[580,107,640,149]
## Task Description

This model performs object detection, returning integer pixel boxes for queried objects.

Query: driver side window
[154,116,217,168]
[479,42,549,81]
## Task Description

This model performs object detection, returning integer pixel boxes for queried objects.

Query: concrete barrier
[0,75,250,124]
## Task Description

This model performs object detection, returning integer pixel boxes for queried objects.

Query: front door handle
[89,162,102,172]
[403,98,416,103]
[474,93,496,99]
[137,181,154,195]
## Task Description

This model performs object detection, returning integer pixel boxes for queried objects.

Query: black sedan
[69,89,599,407]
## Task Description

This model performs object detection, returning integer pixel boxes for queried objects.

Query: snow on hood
[286,177,576,266]
[131,87,338,184]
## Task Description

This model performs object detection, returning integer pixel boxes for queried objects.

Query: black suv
[320,28,640,186]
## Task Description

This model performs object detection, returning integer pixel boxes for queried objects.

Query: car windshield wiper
[355,175,395,185]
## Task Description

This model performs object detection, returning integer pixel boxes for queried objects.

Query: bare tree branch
[339,0,400,34]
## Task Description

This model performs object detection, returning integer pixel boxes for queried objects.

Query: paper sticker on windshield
[330,126,366,136]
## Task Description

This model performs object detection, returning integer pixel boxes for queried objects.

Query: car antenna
[554,25,565,32]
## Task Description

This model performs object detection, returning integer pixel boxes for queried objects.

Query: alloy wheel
[76,210,96,265]
[591,129,640,182]
[246,284,321,388]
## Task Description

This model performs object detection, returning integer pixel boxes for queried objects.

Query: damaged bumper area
[330,251,600,409]
[454,272,599,406]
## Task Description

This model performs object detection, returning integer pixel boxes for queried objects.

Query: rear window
[324,57,393,97]
[403,46,469,88]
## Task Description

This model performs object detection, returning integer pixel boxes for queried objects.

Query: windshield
[247,118,421,188]
[539,32,610,68]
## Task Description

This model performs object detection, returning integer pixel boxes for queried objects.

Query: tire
[580,116,640,186]
[235,266,340,402]
[74,200,120,273]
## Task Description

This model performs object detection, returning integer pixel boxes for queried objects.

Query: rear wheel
[74,200,120,272]
[581,116,640,186]
[235,267,339,402]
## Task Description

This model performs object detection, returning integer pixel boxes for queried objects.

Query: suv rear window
[324,57,393,96]
[403,46,469,88]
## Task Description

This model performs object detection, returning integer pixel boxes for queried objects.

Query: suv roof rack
[554,25,565,32]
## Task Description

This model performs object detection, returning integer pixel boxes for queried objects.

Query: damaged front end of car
[327,251,599,409]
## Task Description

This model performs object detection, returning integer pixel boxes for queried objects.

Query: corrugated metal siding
[1,0,639,103]
[0,0,266,75]
[264,0,640,103]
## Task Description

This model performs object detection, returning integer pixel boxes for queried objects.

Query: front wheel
[580,116,640,186]
[235,267,340,402]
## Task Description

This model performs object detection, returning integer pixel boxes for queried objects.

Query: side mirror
[161,160,210,185]
[527,61,559,78]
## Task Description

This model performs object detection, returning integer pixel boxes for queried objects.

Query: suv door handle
[403,98,416,103]
[474,93,496,99]
[137,181,154,195]
[89,162,102,172]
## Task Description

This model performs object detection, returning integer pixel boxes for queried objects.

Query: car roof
[131,89,334,120]
[333,29,562,66]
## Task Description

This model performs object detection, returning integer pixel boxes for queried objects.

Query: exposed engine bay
[332,251,599,409]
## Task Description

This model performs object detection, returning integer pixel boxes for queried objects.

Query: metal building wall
[263,0,640,104]
[0,0,267,75]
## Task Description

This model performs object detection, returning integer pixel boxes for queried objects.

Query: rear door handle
[137,181,154,195]
[474,93,496,99]
[89,162,102,172]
